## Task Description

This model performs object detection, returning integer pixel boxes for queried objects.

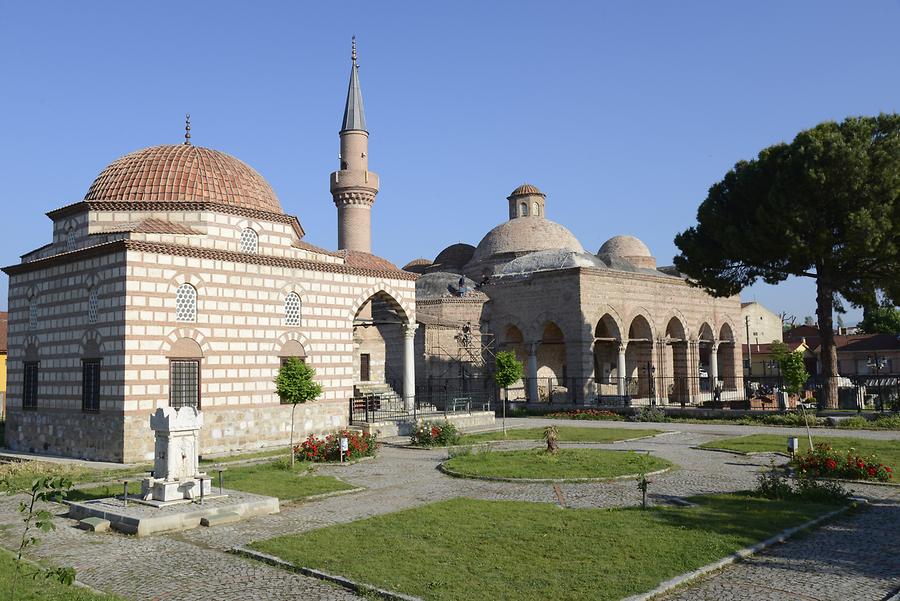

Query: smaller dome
[507,183,545,199]
[402,258,433,274]
[496,249,606,276]
[598,235,656,269]
[416,272,481,301]
[598,235,652,258]
[433,243,476,269]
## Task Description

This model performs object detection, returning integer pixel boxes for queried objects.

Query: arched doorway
[536,322,566,402]
[697,322,715,397]
[627,316,654,401]
[498,324,527,400]
[717,323,737,392]
[593,314,622,399]
[663,317,689,405]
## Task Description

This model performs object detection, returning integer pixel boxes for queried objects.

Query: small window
[88,288,99,324]
[170,360,200,409]
[520,202,528,216]
[533,202,540,216]
[284,293,301,326]
[82,360,101,412]
[23,362,39,410]
[175,284,197,322]
[28,301,38,330]
[240,228,259,254]
[66,229,76,252]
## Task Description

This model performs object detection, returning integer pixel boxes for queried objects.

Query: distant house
[742,340,813,378]
[784,326,899,376]
[740,301,783,347]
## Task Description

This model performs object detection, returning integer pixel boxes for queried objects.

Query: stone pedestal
[141,407,211,502]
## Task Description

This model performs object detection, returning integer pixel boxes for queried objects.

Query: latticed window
[284,293,301,326]
[23,362,39,410]
[66,229,76,252]
[175,284,197,322]
[28,301,38,330]
[88,289,99,324]
[170,360,200,408]
[240,228,259,254]
[82,360,101,412]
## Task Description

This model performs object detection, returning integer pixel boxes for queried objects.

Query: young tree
[275,358,323,467]
[494,351,524,435]
[770,342,809,396]
[674,115,900,408]
[858,303,900,334]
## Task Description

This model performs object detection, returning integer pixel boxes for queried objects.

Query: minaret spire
[342,36,367,132]
[331,36,379,253]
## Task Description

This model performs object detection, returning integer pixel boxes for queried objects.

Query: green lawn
[0,548,120,600]
[66,460,356,502]
[443,448,672,480]
[251,495,838,601]
[0,461,150,495]
[701,434,900,466]
[459,426,660,444]
[199,447,289,465]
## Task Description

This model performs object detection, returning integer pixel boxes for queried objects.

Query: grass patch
[199,447,289,465]
[459,426,660,444]
[221,460,355,501]
[0,461,149,494]
[0,547,120,600]
[251,494,839,601]
[701,434,900,467]
[443,448,671,480]
[68,481,144,502]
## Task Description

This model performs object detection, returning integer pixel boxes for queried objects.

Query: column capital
[616,339,627,353]
[402,322,419,338]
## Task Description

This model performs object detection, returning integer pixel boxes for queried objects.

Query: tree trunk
[290,403,297,468]
[815,281,839,409]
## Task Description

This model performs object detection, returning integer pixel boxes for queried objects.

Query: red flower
[824,459,837,471]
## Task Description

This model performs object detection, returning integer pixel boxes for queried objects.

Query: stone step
[77,517,111,532]
[200,511,241,527]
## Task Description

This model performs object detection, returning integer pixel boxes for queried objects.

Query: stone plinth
[141,407,211,502]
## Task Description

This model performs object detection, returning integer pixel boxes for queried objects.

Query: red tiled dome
[84,144,282,213]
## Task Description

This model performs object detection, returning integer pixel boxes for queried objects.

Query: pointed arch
[348,283,414,324]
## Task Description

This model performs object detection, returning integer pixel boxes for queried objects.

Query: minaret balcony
[330,170,379,192]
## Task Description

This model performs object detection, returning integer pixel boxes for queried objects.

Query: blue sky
[2,1,898,322]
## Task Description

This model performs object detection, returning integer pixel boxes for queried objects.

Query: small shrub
[410,421,460,447]
[545,409,624,421]
[758,412,825,427]
[755,461,793,500]
[543,425,560,455]
[793,477,850,503]
[630,407,670,423]
[837,415,900,430]
[793,443,893,482]
[295,430,378,462]
[448,445,474,459]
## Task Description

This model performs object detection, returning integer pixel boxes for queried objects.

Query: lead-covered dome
[597,235,656,269]
[85,144,282,213]
[471,218,584,264]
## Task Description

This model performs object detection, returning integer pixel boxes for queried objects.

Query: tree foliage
[770,342,809,395]
[674,114,900,406]
[858,303,900,334]
[276,358,322,406]
[494,351,524,389]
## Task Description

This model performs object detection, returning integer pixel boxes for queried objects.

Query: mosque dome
[495,249,606,276]
[471,218,584,264]
[433,243,476,270]
[84,144,283,214]
[597,235,656,269]
[402,258,433,274]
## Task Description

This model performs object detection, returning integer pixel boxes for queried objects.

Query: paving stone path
[0,419,896,600]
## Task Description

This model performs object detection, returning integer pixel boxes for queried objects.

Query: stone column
[527,342,539,402]
[402,323,418,411]
[710,340,720,390]
[688,339,700,402]
[617,341,627,397]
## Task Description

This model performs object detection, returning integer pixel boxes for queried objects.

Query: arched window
[520,202,528,216]
[175,284,197,322]
[240,228,259,254]
[66,228,76,252]
[88,288,99,324]
[533,202,540,216]
[28,299,38,330]
[284,293,301,326]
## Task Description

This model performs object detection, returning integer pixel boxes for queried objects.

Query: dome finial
[351,36,357,64]
[184,113,191,145]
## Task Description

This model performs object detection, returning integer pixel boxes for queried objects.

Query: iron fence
[349,387,495,424]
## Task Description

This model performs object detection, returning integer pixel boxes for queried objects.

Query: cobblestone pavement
[0,419,896,600]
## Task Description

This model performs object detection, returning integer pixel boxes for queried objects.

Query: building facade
[2,45,416,463]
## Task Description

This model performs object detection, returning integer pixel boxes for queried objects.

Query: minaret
[331,37,379,253]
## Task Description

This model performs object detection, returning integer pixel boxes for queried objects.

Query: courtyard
[0,418,897,600]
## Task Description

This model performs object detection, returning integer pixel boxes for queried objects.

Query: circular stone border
[397,430,671,451]
[437,451,673,483]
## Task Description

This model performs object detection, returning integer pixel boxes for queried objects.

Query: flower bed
[793,442,893,482]
[295,430,378,462]
[410,421,460,446]
[545,409,624,421]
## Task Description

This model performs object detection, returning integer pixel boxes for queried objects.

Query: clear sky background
[2,1,898,322]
